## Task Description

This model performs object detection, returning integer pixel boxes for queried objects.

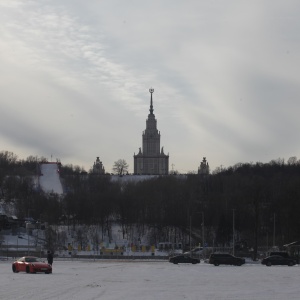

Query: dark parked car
[169,255,200,264]
[269,251,290,258]
[209,253,245,266]
[261,255,296,266]
[268,251,299,264]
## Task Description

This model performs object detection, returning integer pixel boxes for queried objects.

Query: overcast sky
[1,0,300,174]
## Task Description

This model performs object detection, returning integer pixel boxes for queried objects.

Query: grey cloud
[1,0,300,173]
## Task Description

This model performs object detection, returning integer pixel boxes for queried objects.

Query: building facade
[92,157,105,174]
[134,89,169,175]
[198,157,209,175]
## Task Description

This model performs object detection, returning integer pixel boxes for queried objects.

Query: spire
[149,88,154,114]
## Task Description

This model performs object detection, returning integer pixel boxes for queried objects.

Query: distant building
[92,157,105,174]
[134,89,169,175]
[198,157,209,175]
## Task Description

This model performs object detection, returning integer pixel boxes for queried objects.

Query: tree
[112,159,129,175]
[287,156,297,165]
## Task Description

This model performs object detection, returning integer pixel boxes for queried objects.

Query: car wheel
[288,261,294,266]
[26,266,31,273]
[214,261,220,266]
[173,261,178,264]
[237,262,242,266]
[266,261,272,267]
[12,265,18,273]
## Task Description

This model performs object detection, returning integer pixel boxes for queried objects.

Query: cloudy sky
[1,0,300,174]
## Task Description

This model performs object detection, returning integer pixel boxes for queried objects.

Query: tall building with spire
[134,89,169,175]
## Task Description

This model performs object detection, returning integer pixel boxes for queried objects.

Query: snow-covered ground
[110,174,187,183]
[39,163,63,195]
[0,259,299,300]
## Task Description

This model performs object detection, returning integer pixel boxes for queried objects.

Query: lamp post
[232,209,235,256]
[273,213,276,248]
[202,212,205,250]
[189,215,192,257]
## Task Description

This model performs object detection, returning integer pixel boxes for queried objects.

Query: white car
[184,247,203,256]
[184,247,213,258]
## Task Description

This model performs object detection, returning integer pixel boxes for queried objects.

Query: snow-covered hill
[39,163,63,195]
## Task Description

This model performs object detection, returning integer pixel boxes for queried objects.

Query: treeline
[0,150,86,177]
[1,151,300,255]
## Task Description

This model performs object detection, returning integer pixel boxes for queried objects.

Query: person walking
[47,250,53,266]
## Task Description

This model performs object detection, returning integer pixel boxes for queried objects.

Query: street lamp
[273,213,276,248]
[189,215,192,257]
[232,209,235,256]
[202,212,205,251]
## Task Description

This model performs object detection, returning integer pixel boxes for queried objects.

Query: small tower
[92,157,105,174]
[198,157,209,175]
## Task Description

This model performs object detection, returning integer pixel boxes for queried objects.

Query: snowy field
[1,259,300,300]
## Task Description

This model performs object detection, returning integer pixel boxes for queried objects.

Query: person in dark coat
[47,250,53,266]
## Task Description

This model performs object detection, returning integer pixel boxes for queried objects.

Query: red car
[12,256,52,274]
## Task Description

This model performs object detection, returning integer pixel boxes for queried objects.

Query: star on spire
[149,88,154,114]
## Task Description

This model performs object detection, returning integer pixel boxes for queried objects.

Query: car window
[25,257,38,262]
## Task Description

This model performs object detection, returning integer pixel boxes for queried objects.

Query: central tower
[134,89,169,175]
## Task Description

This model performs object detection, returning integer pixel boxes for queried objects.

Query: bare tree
[287,156,297,165]
[112,159,129,175]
